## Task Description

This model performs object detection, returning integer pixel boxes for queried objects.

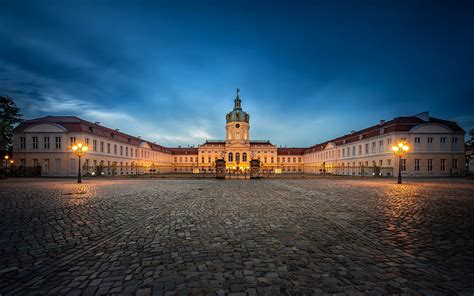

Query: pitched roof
[13,116,172,153]
[168,147,199,155]
[278,148,306,155]
[250,140,274,146]
[305,113,465,153]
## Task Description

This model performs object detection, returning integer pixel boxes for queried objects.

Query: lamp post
[392,142,409,184]
[3,155,9,180]
[72,142,88,183]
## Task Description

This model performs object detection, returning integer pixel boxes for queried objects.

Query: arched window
[243,152,247,162]
[235,153,240,162]
[228,152,233,162]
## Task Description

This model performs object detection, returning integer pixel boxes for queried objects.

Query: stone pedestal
[215,159,226,179]
[250,159,260,179]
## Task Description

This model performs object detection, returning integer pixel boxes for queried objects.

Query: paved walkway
[0,178,473,295]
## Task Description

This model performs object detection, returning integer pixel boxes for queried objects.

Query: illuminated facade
[12,90,465,177]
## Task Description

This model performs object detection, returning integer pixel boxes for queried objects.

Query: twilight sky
[0,0,473,147]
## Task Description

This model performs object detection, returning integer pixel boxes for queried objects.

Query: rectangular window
[55,137,61,149]
[342,149,345,157]
[365,143,369,155]
[452,137,458,144]
[70,137,76,145]
[44,159,50,173]
[93,140,97,151]
[359,145,362,155]
[120,146,123,155]
[452,159,458,169]
[379,140,383,152]
[401,137,406,142]
[428,159,433,171]
[401,159,406,171]
[85,138,89,145]
[33,158,38,166]
[387,159,391,166]
[352,146,356,156]
[387,138,392,146]
[20,137,26,149]
[371,142,376,153]
[107,143,111,154]
[414,159,420,171]
[55,158,61,174]
[440,137,446,143]
[44,137,50,149]
[100,142,104,152]
[125,147,129,156]
[428,137,433,143]
[114,145,117,155]
[415,137,420,143]
[32,137,38,149]
[441,159,446,171]
[379,159,383,166]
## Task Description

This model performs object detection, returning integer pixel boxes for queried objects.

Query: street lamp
[3,155,9,180]
[72,142,88,183]
[392,142,409,184]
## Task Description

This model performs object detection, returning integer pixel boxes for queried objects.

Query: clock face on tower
[235,123,240,128]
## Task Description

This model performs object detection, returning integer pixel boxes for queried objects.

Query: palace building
[12,90,466,177]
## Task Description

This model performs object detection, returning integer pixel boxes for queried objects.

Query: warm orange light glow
[72,143,88,156]
[4,155,9,160]
[392,142,409,156]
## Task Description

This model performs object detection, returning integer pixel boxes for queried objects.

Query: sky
[0,0,473,147]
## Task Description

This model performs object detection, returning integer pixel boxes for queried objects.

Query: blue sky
[0,0,473,147]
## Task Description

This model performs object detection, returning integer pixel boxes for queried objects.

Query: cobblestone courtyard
[0,178,473,295]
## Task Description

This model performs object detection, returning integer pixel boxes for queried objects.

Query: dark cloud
[0,0,473,146]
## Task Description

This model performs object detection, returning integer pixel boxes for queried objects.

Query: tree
[0,95,23,155]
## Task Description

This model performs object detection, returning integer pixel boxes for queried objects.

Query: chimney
[379,120,385,125]
[94,122,100,125]
[415,112,429,122]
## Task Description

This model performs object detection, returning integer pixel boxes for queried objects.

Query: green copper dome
[226,88,250,123]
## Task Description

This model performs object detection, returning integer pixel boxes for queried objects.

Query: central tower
[226,88,250,143]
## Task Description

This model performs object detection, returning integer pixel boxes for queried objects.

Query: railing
[305,166,394,177]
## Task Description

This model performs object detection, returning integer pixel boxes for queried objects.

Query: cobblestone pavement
[0,178,473,295]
